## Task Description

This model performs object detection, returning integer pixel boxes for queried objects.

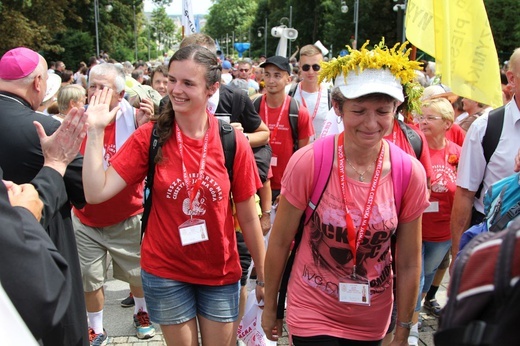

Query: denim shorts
[141,270,240,325]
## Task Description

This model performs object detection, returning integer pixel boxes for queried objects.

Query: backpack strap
[304,134,335,223]
[287,82,298,98]
[476,106,506,198]
[141,123,160,240]
[218,119,236,183]
[397,119,422,160]
[276,134,335,319]
[288,96,300,153]
[388,140,413,217]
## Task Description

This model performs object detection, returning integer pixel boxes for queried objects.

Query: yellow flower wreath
[319,39,424,114]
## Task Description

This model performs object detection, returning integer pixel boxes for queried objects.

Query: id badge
[339,274,371,306]
[270,156,278,167]
[178,219,209,246]
[424,201,439,213]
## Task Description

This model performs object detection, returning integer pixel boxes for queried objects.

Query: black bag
[434,218,520,346]
[252,144,272,183]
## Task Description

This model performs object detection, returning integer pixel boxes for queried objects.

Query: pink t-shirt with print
[281,138,429,341]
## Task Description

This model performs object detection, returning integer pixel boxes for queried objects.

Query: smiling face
[167,59,215,116]
[418,106,450,139]
[336,95,396,149]
[152,73,168,97]
[263,65,291,96]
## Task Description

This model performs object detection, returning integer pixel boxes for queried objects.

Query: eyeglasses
[239,69,249,73]
[301,64,321,72]
[415,115,444,122]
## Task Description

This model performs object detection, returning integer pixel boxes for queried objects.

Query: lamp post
[94,0,113,58]
[393,0,407,43]
[257,21,267,57]
[340,0,359,49]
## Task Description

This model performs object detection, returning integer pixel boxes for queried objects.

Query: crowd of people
[0,33,518,346]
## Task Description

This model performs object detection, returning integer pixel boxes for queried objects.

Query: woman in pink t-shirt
[262,42,430,346]
[82,45,266,345]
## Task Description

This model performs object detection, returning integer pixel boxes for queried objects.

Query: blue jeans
[142,270,240,324]
[415,240,451,311]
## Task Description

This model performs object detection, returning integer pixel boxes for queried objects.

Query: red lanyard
[263,94,289,143]
[298,82,322,121]
[337,132,385,272]
[175,121,210,214]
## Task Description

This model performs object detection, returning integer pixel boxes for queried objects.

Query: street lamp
[393,0,407,43]
[94,0,113,58]
[340,0,359,49]
[257,18,267,57]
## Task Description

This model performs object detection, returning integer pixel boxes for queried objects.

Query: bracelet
[262,210,271,215]
[256,280,265,287]
[397,320,413,329]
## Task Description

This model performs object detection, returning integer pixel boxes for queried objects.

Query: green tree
[204,0,258,57]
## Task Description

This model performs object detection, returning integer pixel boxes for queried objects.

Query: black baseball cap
[259,56,291,75]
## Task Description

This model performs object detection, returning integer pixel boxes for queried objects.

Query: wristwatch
[397,320,413,329]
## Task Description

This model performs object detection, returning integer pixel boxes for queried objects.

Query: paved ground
[104,270,449,346]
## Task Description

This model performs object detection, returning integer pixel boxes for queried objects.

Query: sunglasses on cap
[301,64,321,72]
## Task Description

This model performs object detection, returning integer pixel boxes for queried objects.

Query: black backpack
[434,218,520,346]
[141,119,236,237]
[475,106,506,199]
[253,95,300,153]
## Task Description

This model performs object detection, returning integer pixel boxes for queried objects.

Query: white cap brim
[335,68,404,102]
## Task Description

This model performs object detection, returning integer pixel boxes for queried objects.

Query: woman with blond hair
[408,97,462,345]
[55,84,86,122]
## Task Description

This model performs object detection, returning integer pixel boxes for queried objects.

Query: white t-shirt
[291,83,330,139]
[456,98,520,212]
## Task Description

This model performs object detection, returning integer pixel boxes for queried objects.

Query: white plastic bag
[237,289,277,346]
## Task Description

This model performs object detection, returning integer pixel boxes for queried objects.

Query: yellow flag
[405,0,502,108]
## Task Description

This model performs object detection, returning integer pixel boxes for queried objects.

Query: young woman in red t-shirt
[82,45,266,345]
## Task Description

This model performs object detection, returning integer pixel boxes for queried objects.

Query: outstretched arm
[83,87,127,204]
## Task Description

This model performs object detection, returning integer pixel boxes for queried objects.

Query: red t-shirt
[110,117,261,285]
[73,122,144,227]
[384,120,432,181]
[446,122,466,147]
[258,95,314,190]
[422,140,461,242]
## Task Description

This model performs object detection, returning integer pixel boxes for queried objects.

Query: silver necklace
[345,157,372,182]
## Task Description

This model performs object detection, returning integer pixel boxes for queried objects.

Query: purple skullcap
[0,47,40,80]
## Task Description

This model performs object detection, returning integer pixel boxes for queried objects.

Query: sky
[144,0,213,15]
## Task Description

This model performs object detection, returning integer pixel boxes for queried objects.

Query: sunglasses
[301,64,321,72]
[239,69,250,73]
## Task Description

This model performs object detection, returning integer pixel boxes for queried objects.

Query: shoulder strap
[287,82,298,98]
[397,119,422,159]
[388,140,413,217]
[276,134,335,320]
[252,95,262,113]
[304,134,335,223]
[288,96,300,152]
[482,106,506,164]
[141,123,160,240]
[218,118,236,183]
[476,106,506,198]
